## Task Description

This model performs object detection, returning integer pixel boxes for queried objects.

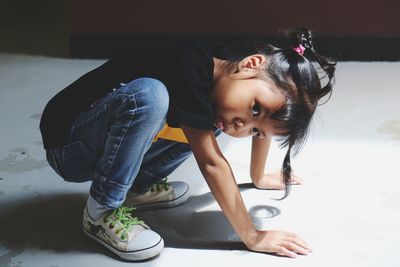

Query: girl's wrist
[241,226,261,248]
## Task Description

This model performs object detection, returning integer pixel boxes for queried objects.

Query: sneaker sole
[133,185,190,211]
[83,227,164,261]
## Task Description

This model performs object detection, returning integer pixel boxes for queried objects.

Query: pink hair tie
[292,44,305,55]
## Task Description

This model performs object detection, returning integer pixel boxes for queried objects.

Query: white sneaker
[125,178,190,211]
[83,206,164,261]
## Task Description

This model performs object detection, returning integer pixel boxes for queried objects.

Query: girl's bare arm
[182,126,256,243]
[182,126,311,257]
[250,135,271,187]
[250,136,303,190]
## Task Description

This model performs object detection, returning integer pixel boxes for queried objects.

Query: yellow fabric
[153,123,188,144]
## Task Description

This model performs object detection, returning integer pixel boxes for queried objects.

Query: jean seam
[48,149,66,179]
[103,94,137,176]
[105,178,134,189]
[49,150,60,174]
[70,92,133,134]
[141,142,190,179]
[70,103,109,133]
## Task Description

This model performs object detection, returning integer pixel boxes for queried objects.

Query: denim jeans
[45,78,221,209]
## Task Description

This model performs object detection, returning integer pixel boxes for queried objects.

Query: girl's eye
[252,103,261,116]
[252,128,260,137]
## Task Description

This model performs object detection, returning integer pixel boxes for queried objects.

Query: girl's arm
[250,136,303,190]
[250,135,270,187]
[182,126,311,257]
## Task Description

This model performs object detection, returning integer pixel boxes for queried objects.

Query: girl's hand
[253,172,303,190]
[245,230,312,258]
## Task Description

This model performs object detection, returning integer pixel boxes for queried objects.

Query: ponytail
[276,27,337,198]
[290,27,336,102]
[279,145,293,200]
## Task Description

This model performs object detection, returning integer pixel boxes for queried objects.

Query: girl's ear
[235,54,267,78]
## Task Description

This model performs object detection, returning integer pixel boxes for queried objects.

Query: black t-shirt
[39,41,224,149]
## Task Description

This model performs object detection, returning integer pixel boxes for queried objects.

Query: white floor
[0,53,399,267]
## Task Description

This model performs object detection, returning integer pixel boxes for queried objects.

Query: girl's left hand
[253,172,303,190]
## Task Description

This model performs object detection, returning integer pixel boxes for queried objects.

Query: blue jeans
[45,78,221,209]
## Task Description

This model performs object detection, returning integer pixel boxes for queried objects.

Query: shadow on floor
[137,191,247,251]
[0,185,281,262]
[0,193,104,265]
[137,185,280,251]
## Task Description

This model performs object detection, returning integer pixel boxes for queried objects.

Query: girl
[40,27,336,261]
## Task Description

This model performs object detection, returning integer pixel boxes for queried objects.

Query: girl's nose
[233,118,245,132]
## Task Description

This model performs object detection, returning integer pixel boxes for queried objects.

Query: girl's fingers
[288,234,313,252]
[283,241,310,255]
[276,246,298,258]
[291,175,304,184]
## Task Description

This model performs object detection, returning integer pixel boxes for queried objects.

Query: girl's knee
[125,78,169,113]
[117,78,169,127]
[136,78,169,119]
[144,78,169,110]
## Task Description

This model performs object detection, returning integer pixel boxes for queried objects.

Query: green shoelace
[150,177,170,192]
[104,206,144,240]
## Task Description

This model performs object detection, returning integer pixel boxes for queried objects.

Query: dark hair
[218,27,336,199]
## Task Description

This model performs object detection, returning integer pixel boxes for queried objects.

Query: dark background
[1,0,399,60]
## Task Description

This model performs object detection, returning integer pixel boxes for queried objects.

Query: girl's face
[210,55,287,138]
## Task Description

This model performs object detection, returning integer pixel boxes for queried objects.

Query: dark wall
[70,0,399,34]
[0,0,70,57]
[1,1,398,59]
[68,0,400,60]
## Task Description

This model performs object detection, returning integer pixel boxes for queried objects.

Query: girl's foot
[83,206,164,261]
[124,178,190,211]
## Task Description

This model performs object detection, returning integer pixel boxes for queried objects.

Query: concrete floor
[0,53,399,267]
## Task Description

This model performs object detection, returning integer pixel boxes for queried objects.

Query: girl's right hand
[245,230,313,258]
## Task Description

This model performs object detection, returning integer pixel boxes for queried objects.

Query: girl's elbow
[201,160,226,176]
[199,159,230,181]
